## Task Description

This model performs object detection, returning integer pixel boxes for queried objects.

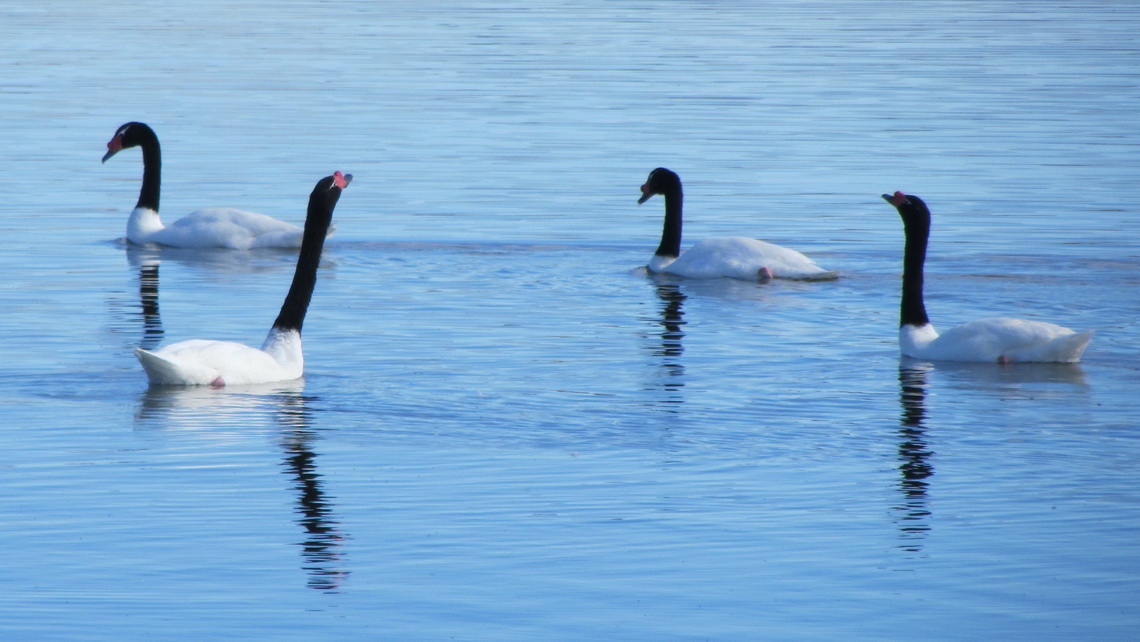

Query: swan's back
[665,236,837,281]
[151,208,308,249]
[907,317,1093,363]
[136,339,294,385]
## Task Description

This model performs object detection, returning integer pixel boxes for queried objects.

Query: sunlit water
[2,1,1138,639]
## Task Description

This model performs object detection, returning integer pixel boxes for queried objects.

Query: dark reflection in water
[895,364,933,552]
[107,248,165,350]
[643,281,687,408]
[135,384,349,592]
[275,392,350,592]
[136,263,165,350]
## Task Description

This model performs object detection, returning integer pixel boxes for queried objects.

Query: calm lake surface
[2,1,1139,639]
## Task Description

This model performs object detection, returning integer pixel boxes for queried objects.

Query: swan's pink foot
[757,266,774,282]
[210,376,226,388]
[996,355,1011,365]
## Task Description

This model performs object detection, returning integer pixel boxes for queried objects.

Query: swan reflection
[642,280,687,408]
[125,243,305,279]
[106,248,165,351]
[891,359,1088,553]
[894,364,933,552]
[275,392,350,592]
[136,380,304,425]
[921,359,1087,389]
[135,383,349,591]
[136,263,164,349]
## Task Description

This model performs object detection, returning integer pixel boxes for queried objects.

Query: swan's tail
[1052,330,1094,363]
[1013,330,1094,363]
[135,347,220,385]
[135,348,181,384]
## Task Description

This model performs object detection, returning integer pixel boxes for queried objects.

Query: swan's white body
[885,191,1091,364]
[650,236,837,281]
[638,167,836,282]
[136,328,303,386]
[135,171,350,386]
[127,206,310,249]
[900,318,1093,364]
[104,122,326,249]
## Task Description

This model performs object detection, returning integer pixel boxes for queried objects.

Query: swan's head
[882,191,931,229]
[303,172,352,229]
[102,121,154,163]
[310,171,352,204]
[638,167,682,204]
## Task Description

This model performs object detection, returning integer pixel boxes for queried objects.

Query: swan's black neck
[271,180,343,334]
[133,125,162,212]
[898,200,931,328]
[655,185,683,259]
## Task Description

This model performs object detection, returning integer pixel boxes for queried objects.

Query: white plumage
[126,205,307,249]
[104,122,329,249]
[884,191,1091,363]
[638,168,836,281]
[651,236,836,281]
[136,330,302,386]
[135,172,350,386]
[900,317,1093,364]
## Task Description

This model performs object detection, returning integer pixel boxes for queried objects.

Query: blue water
[2,1,1139,639]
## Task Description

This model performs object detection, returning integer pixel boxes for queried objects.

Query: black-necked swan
[135,172,351,386]
[636,167,837,281]
[102,122,330,249]
[883,191,1092,363]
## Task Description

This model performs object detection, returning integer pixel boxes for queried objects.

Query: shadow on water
[135,383,350,592]
[894,363,934,553]
[641,280,687,410]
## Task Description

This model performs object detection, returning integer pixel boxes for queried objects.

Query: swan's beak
[637,183,653,204]
[102,136,123,163]
[882,192,907,206]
